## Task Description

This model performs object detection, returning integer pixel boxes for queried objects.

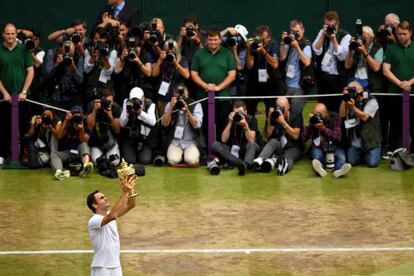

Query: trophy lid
[117,158,136,178]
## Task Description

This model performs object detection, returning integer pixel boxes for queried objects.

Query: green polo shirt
[191,46,236,101]
[384,41,414,93]
[0,42,34,95]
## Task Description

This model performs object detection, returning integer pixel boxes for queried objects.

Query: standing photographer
[211,101,259,176]
[86,89,122,169]
[177,15,206,66]
[51,106,93,180]
[253,97,302,175]
[119,87,156,164]
[162,84,204,166]
[48,19,89,57]
[83,27,118,103]
[280,19,313,118]
[339,81,381,167]
[152,39,190,114]
[302,103,351,178]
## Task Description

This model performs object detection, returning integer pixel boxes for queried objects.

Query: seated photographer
[253,97,302,175]
[339,81,381,167]
[47,19,89,57]
[152,39,190,114]
[119,87,156,164]
[162,84,204,166]
[44,40,84,118]
[51,106,93,180]
[83,27,118,103]
[23,108,61,168]
[211,101,260,176]
[86,89,122,168]
[302,103,351,178]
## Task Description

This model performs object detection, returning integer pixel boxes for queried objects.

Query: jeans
[310,146,346,170]
[347,145,381,168]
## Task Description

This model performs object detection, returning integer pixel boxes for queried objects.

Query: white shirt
[88,214,121,268]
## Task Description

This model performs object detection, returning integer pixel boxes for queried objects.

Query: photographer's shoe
[333,163,352,178]
[237,162,246,176]
[80,162,94,177]
[252,157,263,171]
[54,169,67,181]
[276,156,289,176]
[0,156,4,165]
[312,159,327,177]
[63,170,71,178]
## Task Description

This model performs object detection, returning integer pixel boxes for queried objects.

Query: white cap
[129,87,144,100]
[235,24,248,42]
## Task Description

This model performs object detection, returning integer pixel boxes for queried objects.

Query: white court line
[2,247,414,255]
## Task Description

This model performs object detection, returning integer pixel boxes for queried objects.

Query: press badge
[158,81,170,96]
[174,126,184,139]
[321,52,332,66]
[231,145,240,158]
[286,65,296,78]
[70,149,79,155]
[258,69,269,83]
[313,136,321,147]
[98,70,108,84]
[356,67,368,80]
[344,118,357,129]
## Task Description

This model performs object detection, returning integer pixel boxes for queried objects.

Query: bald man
[253,97,303,175]
[302,103,351,177]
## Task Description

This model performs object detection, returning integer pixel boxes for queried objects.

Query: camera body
[165,41,175,63]
[227,35,243,47]
[186,26,196,37]
[233,111,245,123]
[343,87,357,102]
[17,32,35,51]
[326,25,336,35]
[270,106,284,126]
[206,158,221,175]
[250,37,263,50]
[127,37,138,59]
[309,112,324,125]
[174,96,188,110]
[322,141,336,171]
[93,41,109,57]
[62,41,72,66]
[71,113,83,126]
[149,20,160,45]
[126,98,142,113]
[42,115,52,126]
[349,19,363,51]
[283,31,299,45]
[71,32,81,44]
[378,23,395,38]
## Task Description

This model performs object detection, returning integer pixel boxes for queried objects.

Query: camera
[149,20,160,44]
[206,158,220,175]
[62,41,72,66]
[42,115,52,126]
[227,35,243,47]
[233,111,245,123]
[165,41,175,63]
[17,32,35,51]
[72,113,83,125]
[378,23,395,38]
[270,106,284,126]
[100,98,111,110]
[309,112,324,125]
[126,98,142,113]
[186,26,196,37]
[71,32,81,44]
[343,87,357,102]
[349,19,363,51]
[127,37,137,59]
[283,31,299,45]
[174,96,187,110]
[326,24,336,35]
[322,141,335,171]
[153,154,165,167]
[250,37,263,50]
[93,41,109,57]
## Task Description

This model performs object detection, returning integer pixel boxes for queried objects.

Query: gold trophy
[117,159,138,198]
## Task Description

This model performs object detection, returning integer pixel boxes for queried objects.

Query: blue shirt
[284,44,312,88]
[113,1,125,17]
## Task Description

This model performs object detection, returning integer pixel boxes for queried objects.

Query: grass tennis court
[1,101,414,275]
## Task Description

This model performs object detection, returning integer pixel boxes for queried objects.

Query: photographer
[146,18,174,58]
[94,0,140,31]
[23,108,61,168]
[51,106,93,180]
[280,20,313,118]
[313,11,351,112]
[246,25,282,117]
[211,101,260,176]
[44,40,84,117]
[153,39,190,114]
[339,81,381,167]
[221,24,249,97]
[253,97,302,175]
[86,89,122,169]
[119,87,156,164]
[377,13,400,50]
[302,103,351,178]
[47,19,89,56]
[0,23,34,165]
[162,84,204,166]
[83,27,117,103]
[177,15,206,65]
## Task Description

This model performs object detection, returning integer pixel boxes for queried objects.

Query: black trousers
[317,73,343,113]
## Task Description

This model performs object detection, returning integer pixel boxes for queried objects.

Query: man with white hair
[119,87,156,164]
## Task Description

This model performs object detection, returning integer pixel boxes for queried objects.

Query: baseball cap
[235,24,248,42]
[129,87,144,100]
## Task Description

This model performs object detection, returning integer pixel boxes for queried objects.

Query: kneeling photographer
[86,89,122,177]
[162,84,205,166]
[302,103,351,178]
[50,106,93,180]
[339,81,381,167]
[253,97,303,175]
[22,108,61,168]
[211,101,260,176]
[119,87,156,164]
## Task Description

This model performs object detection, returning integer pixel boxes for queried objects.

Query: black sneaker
[276,156,289,176]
